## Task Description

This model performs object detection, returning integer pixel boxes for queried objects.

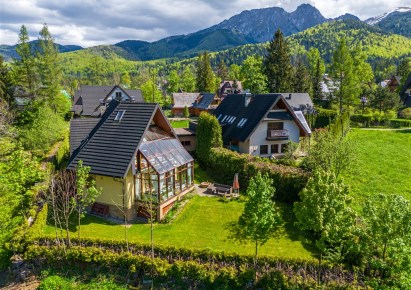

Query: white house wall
[106,88,131,102]
[248,119,300,156]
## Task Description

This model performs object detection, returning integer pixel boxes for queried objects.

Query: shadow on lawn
[394,129,411,134]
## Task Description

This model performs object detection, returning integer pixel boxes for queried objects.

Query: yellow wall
[92,168,135,209]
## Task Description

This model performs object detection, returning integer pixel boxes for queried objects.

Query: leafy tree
[195,112,222,164]
[37,23,61,104]
[240,55,267,94]
[75,160,101,241]
[370,86,399,113]
[234,173,281,263]
[263,28,293,93]
[331,38,354,113]
[361,194,411,284]
[294,170,356,259]
[217,59,229,81]
[121,72,131,88]
[167,69,180,94]
[13,25,39,98]
[396,57,411,87]
[196,51,216,92]
[179,65,196,92]
[307,48,325,101]
[141,69,163,105]
[351,45,374,99]
[292,56,310,93]
[0,56,13,105]
[229,64,241,80]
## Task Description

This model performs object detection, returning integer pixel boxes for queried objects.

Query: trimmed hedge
[312,108,339,129]
[26,237,366,289]
[208,148,309,203]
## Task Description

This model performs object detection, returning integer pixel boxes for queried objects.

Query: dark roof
[214,94,310,143]
[192,93,217,110]
[67,100,157,178]
[400,72,411,97]
[279,93,313,110]
[267,111,294,120]
[72,85,143,116]
[69,118,100,155]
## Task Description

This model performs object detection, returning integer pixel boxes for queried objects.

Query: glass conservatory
[135,125,194,207]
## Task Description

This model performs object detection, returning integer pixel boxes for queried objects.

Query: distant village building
[400,72,411,107]
[171,92,219,116]
[278,93,314,113]
[213,94,311,157]
[68,100,194,221]
[218,80,243,100]
[380,75,401,92]
[173,121,197,153]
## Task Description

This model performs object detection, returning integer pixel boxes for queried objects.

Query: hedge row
[351,114,411,128]
[208,148,309,203]
[26,239,365,289]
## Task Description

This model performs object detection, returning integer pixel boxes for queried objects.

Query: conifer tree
[196,51,216,93]
[307,48,325,101]
[0,56,13,104]
[331,38,354,113]
[37,23,62,104]
[13,25,38,98]
[292,56,310,93]
[217,59,229,81]
[263,28,293,93]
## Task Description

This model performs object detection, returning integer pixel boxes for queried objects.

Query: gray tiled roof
[72,85,143,116]
[192,93,217,110]
[68,100,157,178]
[279,93,313,110]
[172,93,199,109]
[69,118,100,155]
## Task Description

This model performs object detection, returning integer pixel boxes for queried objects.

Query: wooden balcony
[266,129,289,140]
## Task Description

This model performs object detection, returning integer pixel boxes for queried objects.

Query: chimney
[287,93,292,100]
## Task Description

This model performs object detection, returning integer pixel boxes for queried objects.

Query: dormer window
[115,92,122,100]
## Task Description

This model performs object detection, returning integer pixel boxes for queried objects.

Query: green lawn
[342,128,411,207]
[44,195,315,260]
[170,120,189,128]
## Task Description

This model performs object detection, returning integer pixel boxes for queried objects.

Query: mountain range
[1,4,410,62]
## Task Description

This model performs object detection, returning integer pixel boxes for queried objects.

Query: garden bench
[207,183,232,196]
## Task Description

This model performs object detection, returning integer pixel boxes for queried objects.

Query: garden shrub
[208,147,309,203]
[401,107,411,120]
[312,108,338,129]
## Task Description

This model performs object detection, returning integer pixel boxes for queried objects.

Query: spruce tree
[13,25,38,98]
[292,56,310,93]
[196,51,216,93]
[263,28,293,93]
[37,23,62,104]
[0,56,13,104]
[217,59,229,81]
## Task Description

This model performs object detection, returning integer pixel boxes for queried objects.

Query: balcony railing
[266,129,289,140]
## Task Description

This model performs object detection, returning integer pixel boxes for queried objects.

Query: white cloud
[0,0,410,47]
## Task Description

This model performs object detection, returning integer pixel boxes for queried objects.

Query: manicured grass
[44,195,316,260]
[170,120,189,128]
[342,128,411,207]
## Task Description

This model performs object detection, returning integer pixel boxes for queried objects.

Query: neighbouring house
[67,100,195,221]
[279,93,314,113]
[171,92,219,116]
[380,75,401,92]
[173,121,197,153]
[218,80,243,100]
[213,94,311,157]
[399,72,411,107]
[72,85,143,117]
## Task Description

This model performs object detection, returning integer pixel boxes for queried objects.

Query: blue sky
[0,0,410,47]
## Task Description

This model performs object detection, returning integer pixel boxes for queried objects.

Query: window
[217,114,222,121]
[230,117,236,123]
[181,141,191,146]
[115,92,122,100]
[260,145,268,155]
[237,118,248,128]
[281,143,288,153]
[271,144,279,154]
[268,122,283,130]
[221,115,227,122]
[114,110,125,121]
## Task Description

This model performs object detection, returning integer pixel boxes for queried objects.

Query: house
[213,94,311,157]
[72,85,143,117]
[380,75,401,92]
[171,92,219,116]
[279,93,314,112]
[67,100,195,221]
[173,121,197,153]
[218,80,243,100]
[399,72,411,108]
